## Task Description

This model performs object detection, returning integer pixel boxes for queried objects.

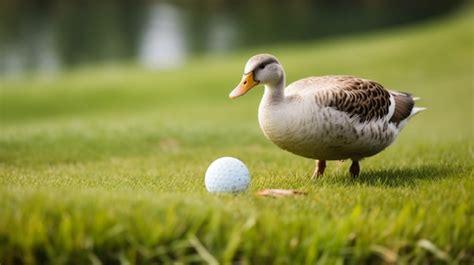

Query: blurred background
[0,0,464,79]
[1,1,473,263]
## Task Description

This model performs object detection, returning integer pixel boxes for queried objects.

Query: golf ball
[205,157,250,193]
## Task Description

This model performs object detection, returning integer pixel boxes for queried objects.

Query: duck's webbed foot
[311,160,326,179]
[349,160,360,178]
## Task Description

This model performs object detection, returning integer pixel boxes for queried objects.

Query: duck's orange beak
[229,72,259,99]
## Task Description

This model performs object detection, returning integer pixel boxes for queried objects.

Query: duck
[229,54,425,178]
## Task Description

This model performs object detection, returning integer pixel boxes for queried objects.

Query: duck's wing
[288,76,423,125]
[324,76,392,123]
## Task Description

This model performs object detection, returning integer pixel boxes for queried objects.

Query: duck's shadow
[348,164,463,187]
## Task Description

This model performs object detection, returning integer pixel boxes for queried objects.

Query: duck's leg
[311,160,326,179]
[349,160,360,178]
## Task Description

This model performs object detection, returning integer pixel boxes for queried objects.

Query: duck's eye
[259,64,266,69]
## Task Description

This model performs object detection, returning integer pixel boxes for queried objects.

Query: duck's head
[229,54,284,98]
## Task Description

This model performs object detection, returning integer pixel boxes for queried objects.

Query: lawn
[1,6,473,265]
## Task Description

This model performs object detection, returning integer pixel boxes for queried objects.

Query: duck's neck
[263,76,286,104]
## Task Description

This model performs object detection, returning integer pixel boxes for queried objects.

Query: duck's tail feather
[389,91,426,129]
[409,106,427,118]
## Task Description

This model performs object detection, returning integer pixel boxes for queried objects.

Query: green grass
[1,7,473,265]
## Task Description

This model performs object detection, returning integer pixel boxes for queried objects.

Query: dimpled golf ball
[205,157,250,193]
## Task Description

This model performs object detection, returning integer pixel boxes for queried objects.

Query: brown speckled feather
[326,77,391,122]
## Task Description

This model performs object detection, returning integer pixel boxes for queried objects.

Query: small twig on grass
[256,189,307,198]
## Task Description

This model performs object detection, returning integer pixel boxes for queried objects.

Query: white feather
[410,107,427,118]
[387,94,396,122]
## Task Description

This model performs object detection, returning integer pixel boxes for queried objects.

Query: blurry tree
[0,0,464,75]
